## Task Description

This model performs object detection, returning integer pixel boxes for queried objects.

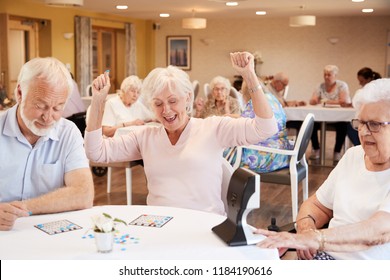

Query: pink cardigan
[85,116,277,215]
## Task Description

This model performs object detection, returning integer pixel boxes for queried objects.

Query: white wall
[154,16,390,102]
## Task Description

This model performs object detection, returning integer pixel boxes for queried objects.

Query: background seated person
[266,72,306,108]
[85,52,277,216]
[226,80,292,173]
[62,72,86,136]
[265,72,305,133]
[194,75,241,118]
[347,67,382,146]
[0,57,94,231]
[102,75,154,137]
[256,78,390,260]
[309,65,351,161]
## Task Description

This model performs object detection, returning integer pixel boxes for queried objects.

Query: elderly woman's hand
[230,52,255,78]
[254,228,320,259]
[92,70,111,104]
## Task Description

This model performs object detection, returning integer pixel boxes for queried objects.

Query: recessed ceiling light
[160,13,170,18]
[116,5,129,10]
[362,8,374,13]
[352,0,364,2]
[226,2,238,6]
[256,11,267,16]
[116,5,128,10]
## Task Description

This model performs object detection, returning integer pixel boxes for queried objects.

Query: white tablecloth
[114,122,161,137]
[284,105,357,122]
[0,205,279,260]
[284,105,357,165]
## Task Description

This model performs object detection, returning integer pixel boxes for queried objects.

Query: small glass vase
[94,231,114,253]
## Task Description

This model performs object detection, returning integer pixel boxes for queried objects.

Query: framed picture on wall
[167,36,191,70]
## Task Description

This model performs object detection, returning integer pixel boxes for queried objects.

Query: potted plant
[92,213,127,253]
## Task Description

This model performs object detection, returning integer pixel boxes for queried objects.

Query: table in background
[114,122,161,137]
[284,105,356,166]
[0,205,279,260]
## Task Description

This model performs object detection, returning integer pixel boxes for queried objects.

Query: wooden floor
[93,131,340,231]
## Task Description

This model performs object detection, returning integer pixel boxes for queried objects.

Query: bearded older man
[0,57,94,231]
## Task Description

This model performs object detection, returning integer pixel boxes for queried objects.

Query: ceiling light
[182,9,207,29]
[289,15,316,27]
[256,11,267,16]
[362,8,374,13]
[352,0,364,2]
[160,13,170,18]
[116,5,128,10]
[327,37,340,45]
[44,0,83,6]
[226,2,238,6]
[289,5,316,27]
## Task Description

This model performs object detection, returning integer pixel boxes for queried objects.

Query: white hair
[120,75,142,94]
[353,78,390,111]
[324,65,339,75]
[209,76,231,91]
[141,65,194,115]
[14,57,73,101]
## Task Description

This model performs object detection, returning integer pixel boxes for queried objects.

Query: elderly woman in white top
[84,52,277,216]
[102,75,154,137]
[256,78,390,260]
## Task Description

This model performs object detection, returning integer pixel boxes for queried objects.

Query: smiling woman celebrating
[84,52,277,216]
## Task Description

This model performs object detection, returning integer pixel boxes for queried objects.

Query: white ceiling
[43,0,390,20]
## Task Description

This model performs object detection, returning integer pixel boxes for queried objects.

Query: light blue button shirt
[0,105,89,202]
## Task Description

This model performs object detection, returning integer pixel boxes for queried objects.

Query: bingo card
[129,214,173,228]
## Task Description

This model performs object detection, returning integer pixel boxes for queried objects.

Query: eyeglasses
[351,119,390,133]
[213,87,227,92]
[277,80,288,87]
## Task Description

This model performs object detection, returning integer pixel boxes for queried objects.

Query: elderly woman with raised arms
[84,52,277,216]
[256,78,390,260]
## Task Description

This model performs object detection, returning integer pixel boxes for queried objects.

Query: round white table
[0,205,279,260]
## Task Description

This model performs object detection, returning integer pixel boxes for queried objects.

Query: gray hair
[142,65,194,115]
[353,78,390,111]
[273,72,289,84]
[324,65,339,75]
[120,75,142,94]
[209,76,231,91]
[14,57,73,101]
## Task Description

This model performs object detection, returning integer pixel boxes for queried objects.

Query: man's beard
[20,101,56,137]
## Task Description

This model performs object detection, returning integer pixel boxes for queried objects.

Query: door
[0,14,39,99]
[92,27,117,91]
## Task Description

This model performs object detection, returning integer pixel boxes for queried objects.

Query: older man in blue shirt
[0,57,94,231]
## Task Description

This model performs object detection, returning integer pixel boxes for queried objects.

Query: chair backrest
[86,84,92,96]
[203,83,210,97]
[230,86,245,110]
[283,85,289,100]
[293,113,315,161]
[192,80,200,100]
[221,158,234,213]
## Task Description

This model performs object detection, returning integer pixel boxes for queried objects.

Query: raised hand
[230,52,255,78]
[91,70,111,104]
